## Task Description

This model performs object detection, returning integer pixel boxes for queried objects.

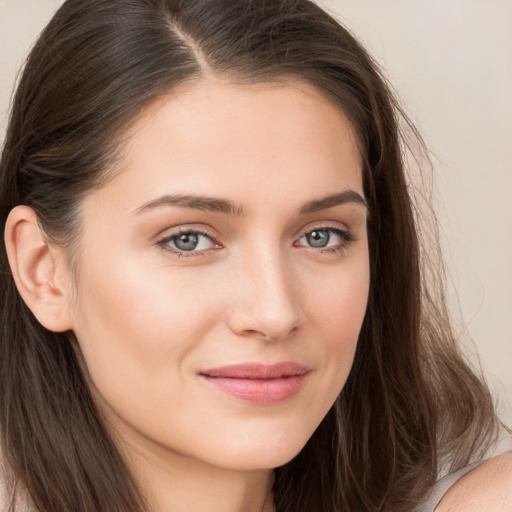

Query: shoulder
[436,452,512,512]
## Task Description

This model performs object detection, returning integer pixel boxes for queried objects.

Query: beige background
[1,0,511,449]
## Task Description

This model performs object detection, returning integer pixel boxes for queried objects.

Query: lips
[199,362,310,404]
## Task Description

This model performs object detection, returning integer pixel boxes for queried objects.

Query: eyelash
[156,225,356,258]
[295,226,356,255]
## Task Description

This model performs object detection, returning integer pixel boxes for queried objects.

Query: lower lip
[201,374,308,405]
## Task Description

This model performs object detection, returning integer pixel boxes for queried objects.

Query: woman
[0,0,510,511]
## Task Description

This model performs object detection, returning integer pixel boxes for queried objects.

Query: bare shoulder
[437,452,512,512]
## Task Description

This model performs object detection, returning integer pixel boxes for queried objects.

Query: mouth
[199,362,310,404]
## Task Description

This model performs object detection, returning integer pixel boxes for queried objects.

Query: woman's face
[68,79,369,471]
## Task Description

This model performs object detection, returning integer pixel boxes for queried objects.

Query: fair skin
[6,79,370,511]
[437,452,512,512]
[5,79,512,511]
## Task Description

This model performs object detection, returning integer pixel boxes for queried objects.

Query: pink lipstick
[199,362,310,405]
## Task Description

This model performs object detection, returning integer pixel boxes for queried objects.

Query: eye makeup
[156,224,357,259]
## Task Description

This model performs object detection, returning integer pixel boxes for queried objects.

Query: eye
[157,229,220,256]
[295,227,354,252]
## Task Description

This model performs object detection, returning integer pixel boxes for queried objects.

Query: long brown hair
[0,1,499,511]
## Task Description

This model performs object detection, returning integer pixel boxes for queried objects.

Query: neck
[120,432,275,512]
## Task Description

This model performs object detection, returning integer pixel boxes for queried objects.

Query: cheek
[69,255,218,402]
[297,246,370,405]
[306,252,369,346]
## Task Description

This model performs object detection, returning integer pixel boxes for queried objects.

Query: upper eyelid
[295,222,351,238]
[156,225,219,242]
[299,226,349,237]
[156,221,353,240]
[157,222,349,239]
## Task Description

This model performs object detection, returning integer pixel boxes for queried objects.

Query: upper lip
[199,362,310,379]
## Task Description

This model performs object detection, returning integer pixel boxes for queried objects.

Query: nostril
[240,325,299,341]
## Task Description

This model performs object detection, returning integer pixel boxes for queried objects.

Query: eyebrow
[135,194,245,216]
[298,190,367,214]
[134,190,366,216]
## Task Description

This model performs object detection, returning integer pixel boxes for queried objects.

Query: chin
[201,428,315,472]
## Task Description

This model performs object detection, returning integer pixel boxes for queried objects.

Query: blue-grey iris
[174,233,199,251]
[306,230,330,248]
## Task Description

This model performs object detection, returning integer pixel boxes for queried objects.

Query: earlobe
[4,205,74,332]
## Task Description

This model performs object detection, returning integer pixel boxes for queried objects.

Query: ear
[4,205,74,332]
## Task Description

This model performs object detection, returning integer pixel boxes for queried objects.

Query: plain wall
[1,0,511,449]
[318,0,512,450]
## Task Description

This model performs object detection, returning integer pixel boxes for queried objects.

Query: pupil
[307,230,329,248]
[175,233,199,251]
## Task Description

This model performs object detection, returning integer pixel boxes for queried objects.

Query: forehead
[89,77,363,216]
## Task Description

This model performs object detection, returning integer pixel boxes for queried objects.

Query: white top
[414,459,486,512]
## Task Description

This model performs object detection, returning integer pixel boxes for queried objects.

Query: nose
[225,247,303,341]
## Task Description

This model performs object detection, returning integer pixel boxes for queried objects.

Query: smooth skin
[436,452,512,512]
[6,79,370,512]
[5,78,512,511]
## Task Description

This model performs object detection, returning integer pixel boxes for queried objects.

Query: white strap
[414,460,485,512]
